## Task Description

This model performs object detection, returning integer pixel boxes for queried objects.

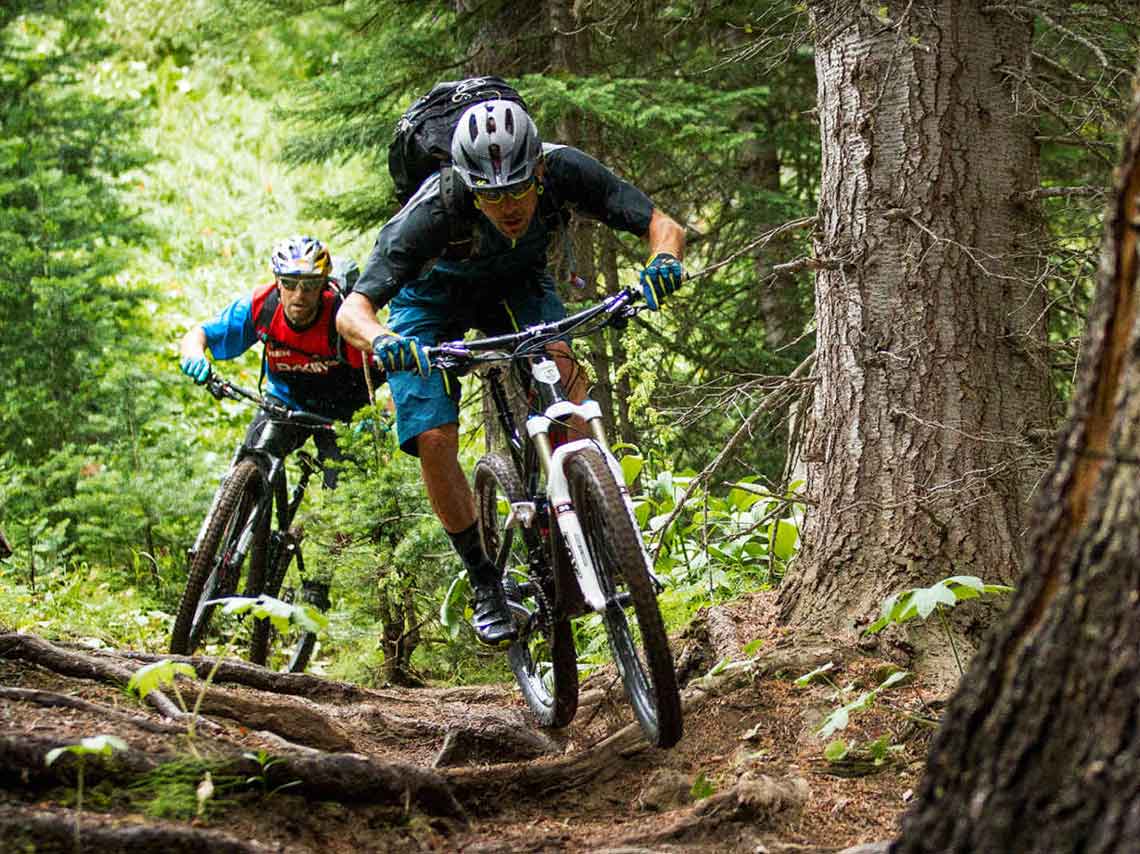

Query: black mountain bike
[423,287,683,748]
[169,374,334,673]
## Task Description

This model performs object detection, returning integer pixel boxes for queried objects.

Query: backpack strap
[255,286,348,362]
[438,165,477,255]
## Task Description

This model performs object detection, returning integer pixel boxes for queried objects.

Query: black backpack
[387,76,528,207]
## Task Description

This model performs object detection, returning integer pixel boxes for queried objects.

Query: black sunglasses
[277,275,327,293]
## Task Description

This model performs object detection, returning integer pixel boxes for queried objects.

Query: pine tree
[0,1,150,466]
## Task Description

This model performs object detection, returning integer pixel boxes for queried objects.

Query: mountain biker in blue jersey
[337,100,686,646]
[179,235,375,491]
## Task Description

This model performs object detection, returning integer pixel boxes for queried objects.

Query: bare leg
[417,423,475,534]
[418,423,516,644]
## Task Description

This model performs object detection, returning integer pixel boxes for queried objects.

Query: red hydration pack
[250,282,371,421]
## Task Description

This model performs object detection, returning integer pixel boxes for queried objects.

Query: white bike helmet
[450,99,542,190]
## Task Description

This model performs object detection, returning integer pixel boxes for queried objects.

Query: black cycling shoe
[470,577,518,646]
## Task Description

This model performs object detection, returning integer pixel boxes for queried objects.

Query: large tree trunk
[894,68,1140,854]
[779,1,1055,671]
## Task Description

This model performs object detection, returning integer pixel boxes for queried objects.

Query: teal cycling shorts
[386,272,566,456]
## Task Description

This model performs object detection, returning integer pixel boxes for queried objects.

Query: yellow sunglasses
[474,178,537,204]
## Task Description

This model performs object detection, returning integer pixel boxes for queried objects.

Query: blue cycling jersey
[200,294,300,409]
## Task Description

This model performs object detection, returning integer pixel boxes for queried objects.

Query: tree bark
[780,1,1055,672]
[893,69,1140,854]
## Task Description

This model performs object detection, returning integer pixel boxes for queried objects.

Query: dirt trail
[0,593,923,852]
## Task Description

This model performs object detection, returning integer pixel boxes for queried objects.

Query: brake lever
[205,376,229,401]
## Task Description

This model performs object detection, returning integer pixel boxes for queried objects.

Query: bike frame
[522,359,655,612]
[187,380,329,589]
[435,287,656,614]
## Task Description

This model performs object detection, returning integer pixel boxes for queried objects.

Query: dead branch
[689,216,818,281]
[1015,185,1106,201]
[650,353,816,564]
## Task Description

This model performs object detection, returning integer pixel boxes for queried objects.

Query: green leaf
[633,499,652,528]
[794,661,834,687]
[620,454,645,485]
[742,638,764,657]
[46,735,129,766]
[877,670,910,691]
[911,582,958,619]
[690,772,716,800]
[439,573,470,639]
[868,735,891,763]
[726,481,766,510]
[945,575,984,593]
[258,596,297,634]
[128,659,197,698]
[817,706,849,738]
[824,739,848,762]
[770,518,799,561]
[707,656,731,677]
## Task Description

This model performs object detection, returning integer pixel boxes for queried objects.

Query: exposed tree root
[8,634,577,760]
[0,734,467,821]
[0,633,219,733]
[0,686,185,735]
[116,650,378,702]
[432,717,563,767]
[0,805,274,853]
[193,691,355,752]
[442,663,750,808]
[626,776,810,845]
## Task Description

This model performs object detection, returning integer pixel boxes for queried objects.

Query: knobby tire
[170,459,267,655]
[248,544,320,673]
[475,452,578,728]
[565,447,683,748]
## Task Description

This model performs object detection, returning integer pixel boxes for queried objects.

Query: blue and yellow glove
[639,252,685,311]
[372,334,431,378]
[180,354,212,385]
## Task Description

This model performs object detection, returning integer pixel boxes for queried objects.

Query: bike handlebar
[424,287,644,374]
[203,374,336,430]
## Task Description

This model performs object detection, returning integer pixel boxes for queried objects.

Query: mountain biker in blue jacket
[179,236,375,491]
[337,100,686,647]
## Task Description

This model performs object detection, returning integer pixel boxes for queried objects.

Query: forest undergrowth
[0,590,930,853]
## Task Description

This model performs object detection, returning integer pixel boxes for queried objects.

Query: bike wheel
[170,459,268,655]
[248,552,323,674]
[475,452,578,727]
[565,447,683,748]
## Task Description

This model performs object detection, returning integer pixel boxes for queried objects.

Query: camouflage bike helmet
[270,235,332,279]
